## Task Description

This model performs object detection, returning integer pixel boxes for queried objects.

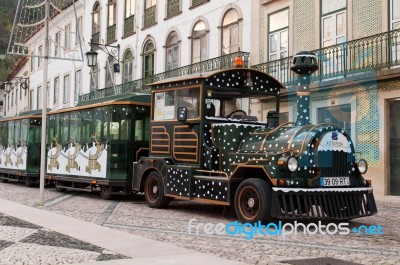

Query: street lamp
[85,40,120,72]
[3,77,29,92]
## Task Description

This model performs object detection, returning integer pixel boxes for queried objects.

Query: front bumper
[271,187,377,220]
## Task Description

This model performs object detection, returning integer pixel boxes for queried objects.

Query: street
[0,182,399,265]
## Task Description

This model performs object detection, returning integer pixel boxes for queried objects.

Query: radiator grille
[271,189,377,220]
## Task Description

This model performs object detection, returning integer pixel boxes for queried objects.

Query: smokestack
[290,51,318,126]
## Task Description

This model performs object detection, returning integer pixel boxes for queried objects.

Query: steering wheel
[227,110,247,118]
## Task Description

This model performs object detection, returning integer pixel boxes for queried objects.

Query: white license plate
[320,177,350,187]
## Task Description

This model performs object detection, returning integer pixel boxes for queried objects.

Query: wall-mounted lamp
[3,77,29,92]
[85,40,120,72]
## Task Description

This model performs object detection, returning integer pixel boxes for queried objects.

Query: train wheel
[25,177,34,187]
[144,171,170,208]
[100,185,113,200]
[55,181,66,192]
[235,178,272,223]
[0,178,8,183]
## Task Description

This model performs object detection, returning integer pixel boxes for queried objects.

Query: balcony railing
[91,32,100,50]
[78,51,249,102]
[252,28,400,86]
[167,0,180,18]
[191,0,209,8]
[143,5,157,28]
[124,15,135,37]
[106,24,116,44]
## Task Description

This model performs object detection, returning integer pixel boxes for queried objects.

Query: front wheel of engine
[144,171,171,208]
[235,178,272,223]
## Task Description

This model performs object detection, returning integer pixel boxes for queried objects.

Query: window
[63,75,70,104]
[144,0,157,28]
[124,0,135,36]
[321,0,347,75]
[38,45,43,68]
[11,92,13,107]
[92,2,101,42]
[65,24,71,50]
[191,21,208,63]
[47,81,50,106]
[29,89,33,110]
[55,32,61,56]
[268,9,289,81]
[166,31,179,71]
[37,86,41,110]
[143,40,155,78]
[126,0,135,17]
[53,77,59,104]
[268,9,289,61]
[105,56,115,88]
[75,70,81,101]
[153,87,200,121]
[108,0,117,27]
[75,17,82,45]
[107,0,117,43]
[90,65,99,92]
[30,52,35,72]
[221,9,240,55]
[123,49,134,83]
[390,0,400,61]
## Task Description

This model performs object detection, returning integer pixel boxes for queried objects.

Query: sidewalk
[0,198,242,265]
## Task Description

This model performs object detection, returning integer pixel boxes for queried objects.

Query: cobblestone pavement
[0,212,127,265]
[0,182,399,265]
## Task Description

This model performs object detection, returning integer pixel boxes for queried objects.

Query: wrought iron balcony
[166,0,181,18]
[252,28,400,86]
[124,15,135,37]
[106,24,117,44]
[191,0,209,8]
[91,32,100,51]
[143,5,157,29]
[78,51,249,102]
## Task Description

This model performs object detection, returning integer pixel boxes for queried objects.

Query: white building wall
[6,0,253,117]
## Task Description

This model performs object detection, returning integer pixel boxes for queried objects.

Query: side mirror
[177,107,187,122]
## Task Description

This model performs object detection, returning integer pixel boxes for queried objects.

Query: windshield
[205,94,278,123]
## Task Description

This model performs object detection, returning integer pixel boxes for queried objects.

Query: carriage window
[82,110,93,143]
[153,88,200,120]
[70,112,82,144]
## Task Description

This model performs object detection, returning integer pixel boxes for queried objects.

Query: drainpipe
[290,51,319,126]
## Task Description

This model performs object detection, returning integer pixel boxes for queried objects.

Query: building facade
[3,0,400,196]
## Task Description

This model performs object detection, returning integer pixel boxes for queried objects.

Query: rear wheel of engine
[235,178,272,223]
[100,185,113,200]
[144,171,171,208]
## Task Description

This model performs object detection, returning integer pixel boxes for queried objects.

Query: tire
[144,171,171,208]
[0,178,8,183]
[100,185,113,200]
[235,178,272,224]
[25,177,34,187]
[55,181,66,192]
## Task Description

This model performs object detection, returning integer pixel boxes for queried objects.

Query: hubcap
[247,198,255,208]
[239,186,260,220]
[152,185,158,194]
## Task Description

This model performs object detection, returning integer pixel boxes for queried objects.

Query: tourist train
[0,53,377,223]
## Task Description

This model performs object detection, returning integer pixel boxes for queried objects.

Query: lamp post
[85,40,120,72]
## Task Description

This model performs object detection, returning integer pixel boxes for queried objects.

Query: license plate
[320,177,350,187]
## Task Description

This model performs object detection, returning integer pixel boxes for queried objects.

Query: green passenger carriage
[0,110,43,187]
[46,93,150,199]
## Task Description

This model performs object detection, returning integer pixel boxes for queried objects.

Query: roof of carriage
[148,68,284,96]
